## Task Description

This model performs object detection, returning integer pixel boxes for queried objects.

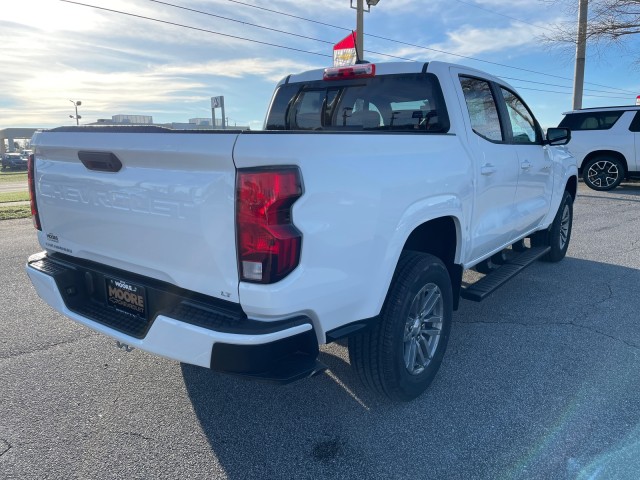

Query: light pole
[351,0,380,61]
[69,100,82,125]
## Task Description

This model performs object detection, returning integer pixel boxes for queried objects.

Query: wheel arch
[400,216,463,310]
[565,175,578,200]
[581,150,628,177]
[402,216,460,265]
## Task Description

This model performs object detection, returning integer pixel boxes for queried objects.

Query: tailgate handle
[78,151,122,172]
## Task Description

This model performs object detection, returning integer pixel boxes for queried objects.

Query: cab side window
[459,76,504,142]
[500,88,540,144]
[558,111,624,131]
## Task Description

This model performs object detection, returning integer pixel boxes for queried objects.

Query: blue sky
[2,0,640,130]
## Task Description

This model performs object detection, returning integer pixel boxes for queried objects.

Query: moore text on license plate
[105,277,147,319]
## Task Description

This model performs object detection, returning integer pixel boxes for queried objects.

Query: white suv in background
[558,106,640,191]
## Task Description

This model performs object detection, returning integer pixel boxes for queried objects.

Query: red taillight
[323,63,375,81]
[236,167,303,284]
[27,154,41,231]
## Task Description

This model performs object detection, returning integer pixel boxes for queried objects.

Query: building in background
[112,115,153,124]
[91,115,248,130]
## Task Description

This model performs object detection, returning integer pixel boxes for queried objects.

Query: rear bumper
[26,252,321,382]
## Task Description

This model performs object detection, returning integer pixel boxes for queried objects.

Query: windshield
[266,73,450,133]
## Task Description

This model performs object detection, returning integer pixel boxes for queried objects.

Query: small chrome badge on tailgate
[106,277,147,319]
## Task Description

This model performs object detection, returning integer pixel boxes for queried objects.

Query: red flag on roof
[333,31,358,67]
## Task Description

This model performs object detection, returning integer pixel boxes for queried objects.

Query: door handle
[481,164,496,175]
[520,160,531,170]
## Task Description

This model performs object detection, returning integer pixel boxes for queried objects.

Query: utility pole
[356,0,364,61]
[352,0,380,62]
[572,0,589,110]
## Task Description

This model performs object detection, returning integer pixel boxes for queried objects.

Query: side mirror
[546,127,571,146]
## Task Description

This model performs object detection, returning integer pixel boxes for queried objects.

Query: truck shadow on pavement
[181,257,640,479]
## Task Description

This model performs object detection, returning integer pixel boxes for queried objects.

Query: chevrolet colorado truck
[26,61,578,401]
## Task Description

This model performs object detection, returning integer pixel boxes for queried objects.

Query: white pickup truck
[26,61,578,401]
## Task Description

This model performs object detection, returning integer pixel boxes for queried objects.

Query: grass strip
[0,171,27,184]
[0,204,31,221]
[0,191,30,203]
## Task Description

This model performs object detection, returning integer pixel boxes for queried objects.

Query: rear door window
[459,76,504,142]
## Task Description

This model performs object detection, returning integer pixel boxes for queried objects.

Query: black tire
[348,251,452,401]
[531,191,573,262]
[582,156,625,191]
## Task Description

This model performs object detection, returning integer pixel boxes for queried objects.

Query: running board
[461,246,551,302]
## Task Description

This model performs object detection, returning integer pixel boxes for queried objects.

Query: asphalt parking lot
[1,181,639,480]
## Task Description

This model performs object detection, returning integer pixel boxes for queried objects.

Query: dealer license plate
[105,276,147,319]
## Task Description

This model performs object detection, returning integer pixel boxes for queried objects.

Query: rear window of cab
[558,111,624,131]
[265,73,450,133]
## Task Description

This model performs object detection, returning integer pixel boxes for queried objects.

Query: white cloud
[0,0,632,132]
[157,58,320,81]
[376,22,544,63]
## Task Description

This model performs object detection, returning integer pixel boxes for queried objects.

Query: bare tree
[544,0,640,54]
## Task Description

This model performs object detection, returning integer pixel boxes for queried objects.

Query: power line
[223,0,637,96]
[513,86,631,100]
[61,0,636,99]
[451,0,556,33]
[60,0,332,58]
[144,0,413,62]
[156,0,636,97]
[226,0,347,31]
[147,0,335,46]
[500,76,632,96]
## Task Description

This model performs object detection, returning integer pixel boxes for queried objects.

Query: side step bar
[461,246,551,302]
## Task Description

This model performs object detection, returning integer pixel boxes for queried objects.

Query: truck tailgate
[31,129,240,302]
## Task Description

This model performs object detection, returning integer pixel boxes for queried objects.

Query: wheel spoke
[419,290,440,320]
[404,339,418,371]
[418,335,432,361]
[420,327,441,336]
[416,338,428,366]
[416,286,432,317]
[427,336,439,360]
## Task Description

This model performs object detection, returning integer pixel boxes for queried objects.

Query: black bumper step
[461,246,551,302]
[27,252,308,338]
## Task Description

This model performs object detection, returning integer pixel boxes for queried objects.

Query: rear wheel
[582,156,625,191]
[531,191,573,262]
[348,251,452,401]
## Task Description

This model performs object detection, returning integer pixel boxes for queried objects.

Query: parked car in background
[559,106,640,191]
[1,153,28,170]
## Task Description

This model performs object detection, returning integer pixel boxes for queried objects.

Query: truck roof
[561,105,640,115]
[283,61,511,88]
